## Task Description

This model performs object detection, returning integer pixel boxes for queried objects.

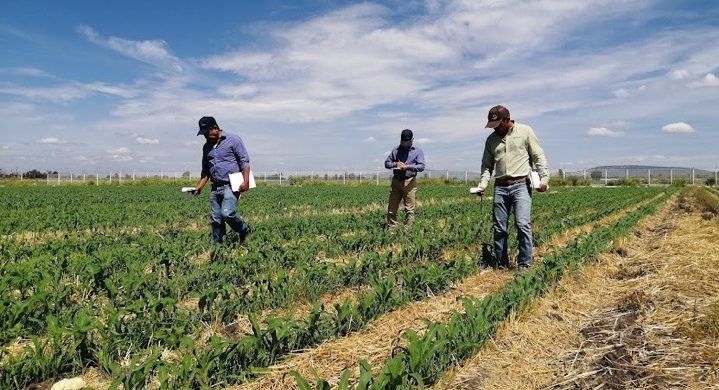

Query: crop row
[0,187,668,388]
[294,192,668,389]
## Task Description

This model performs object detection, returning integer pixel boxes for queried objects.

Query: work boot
[239,226,251,246]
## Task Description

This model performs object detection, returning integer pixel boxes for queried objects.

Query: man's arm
[232,137,251,192]
[195,147,210,194]
[384,149,397,169]
[238,167,251,192]
[194,176,209,194]
[477,141,494,193]
[406,148,425,172]
[527,127,549,191]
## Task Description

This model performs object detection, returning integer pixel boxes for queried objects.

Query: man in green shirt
[476,105,549,270]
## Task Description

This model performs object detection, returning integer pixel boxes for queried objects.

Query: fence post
[583,169,586,180]
[96,173,99,186]
[343,171,346,185]
[670,169,673,185]
[626,169,628,180]
[280,172,282,185]
[604,169,608,185]
[692,168,695,185]
[359,172,362,184]
[376,171,379,185]
[648,169,651,186]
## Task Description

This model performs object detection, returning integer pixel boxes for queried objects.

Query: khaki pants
[387,177,417,227]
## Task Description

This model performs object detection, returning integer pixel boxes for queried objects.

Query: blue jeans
[210,184,250,244]
[492,181,533,268]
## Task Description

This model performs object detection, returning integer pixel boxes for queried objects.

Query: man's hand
[537,183,548,192]
[193,187,202,196]
[239,181,250,193]
[396,162,408,171]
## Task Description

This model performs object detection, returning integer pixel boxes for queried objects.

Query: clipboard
[529,170,541,189]
[229,171,257,192]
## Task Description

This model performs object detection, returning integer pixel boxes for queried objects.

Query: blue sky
[1,0,718,174]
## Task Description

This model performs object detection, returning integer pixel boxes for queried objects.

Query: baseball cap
[485,105,510,128]
[401,129,413,141]
[197,116,218,136]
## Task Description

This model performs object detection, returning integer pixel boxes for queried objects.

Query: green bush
[671,179,687,188]
[549,177,591,187]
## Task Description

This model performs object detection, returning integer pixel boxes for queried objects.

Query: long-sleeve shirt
[385,145,426,179]
[478,122,549,190]
[201,132,250,182]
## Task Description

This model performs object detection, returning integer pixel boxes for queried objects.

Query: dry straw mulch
[436,194,719,389]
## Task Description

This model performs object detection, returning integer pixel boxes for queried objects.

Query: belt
[211,180,230,185]
[495,176,527,186]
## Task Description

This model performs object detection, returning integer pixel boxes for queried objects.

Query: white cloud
[110,155,133,162]
[415,137,435,144]
[0,67,54,78]
[37,137,66,144]
[662,122,694,134]
[612,88,629,98]
[77,25,184,72]
[1,145,9,150]
[669,69,689,79]
[586,127,624,137]
[690,73,719,87]
[363,136,377,143]
[108,147,131,154]
[0,81,137,102]
[135,137,159,144]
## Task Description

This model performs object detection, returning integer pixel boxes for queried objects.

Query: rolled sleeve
[233,137,251,170]
[410,148,425,172]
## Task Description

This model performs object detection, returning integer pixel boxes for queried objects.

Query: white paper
[181,187,196,193]
[229,171,256,192]
[529,170,541,189]
[469,187,481,194]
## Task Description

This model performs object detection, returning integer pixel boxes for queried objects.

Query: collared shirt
[478,122,549,189]
[201,132,250,182]
[384,145,426,179]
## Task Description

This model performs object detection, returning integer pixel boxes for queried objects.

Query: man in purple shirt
[192,116,252,245]
[384,129,426,228]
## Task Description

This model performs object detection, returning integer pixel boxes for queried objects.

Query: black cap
[401,129,413,141]
[197,116,218,136]
[485,105,510,128]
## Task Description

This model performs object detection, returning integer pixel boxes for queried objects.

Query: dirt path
[436,194,719,389]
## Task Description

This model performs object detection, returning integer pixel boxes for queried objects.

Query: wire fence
[1,168,717,187]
